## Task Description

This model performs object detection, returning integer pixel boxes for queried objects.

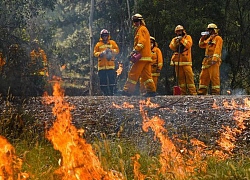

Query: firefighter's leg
[152,76,158,91]
[151,66,158,91]
[183,66,197,95]
[123,61,146,95]
[107,69,116,96]
[98,70,109,96]
[210,63,220,95]
[198,68,210,95]
[139,77,146,95]
[140,62,156,94]
[176,66,187,95]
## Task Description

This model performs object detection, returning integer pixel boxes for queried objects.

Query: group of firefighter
[0,40,48,77]
[94,13,223,96]
[0,40,49,95]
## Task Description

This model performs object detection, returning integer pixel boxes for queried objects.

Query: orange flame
[131,154,146,180]
[116,63,123,76]
[60,64,66,71]
[212,99,219,109]
[112,102,134,109]
[214,98,250,158]
[0,136,27,180]
[139,100,207,179]
[45,81,124,179]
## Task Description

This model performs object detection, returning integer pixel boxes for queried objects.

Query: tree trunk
[89,0,94,96]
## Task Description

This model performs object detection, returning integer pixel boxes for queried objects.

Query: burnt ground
[2,95,250,156]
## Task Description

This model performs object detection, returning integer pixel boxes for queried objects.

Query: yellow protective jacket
[30,48,48,76]
[30,48,47,65]
[151,46,163,76]
[94,35,119,71]
[199,34,223,69]
[133,25,152,62]
[169,34,192,66]
[0,52,5,67]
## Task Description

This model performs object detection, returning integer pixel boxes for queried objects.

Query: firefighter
[30,39,48,77]
[140,36,163,93]
[169,25,197,95]
[122,13,156,97]
[0,49,5,73]
[94,29,120,96]
[198,23,223,95]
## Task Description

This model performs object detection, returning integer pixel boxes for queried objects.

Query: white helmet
[100,29,109,35]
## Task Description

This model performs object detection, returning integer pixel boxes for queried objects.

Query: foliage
[1,0,250,95]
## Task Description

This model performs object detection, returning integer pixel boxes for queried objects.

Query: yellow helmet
[175,25,184,33]
[207,23,219,33]
[132,13,144,21]
[207,23,218,29]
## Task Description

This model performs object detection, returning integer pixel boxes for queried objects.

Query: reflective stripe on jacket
[134,25,152,62]
[151,46,163,70]
[199,35,223,69]
[169,34,193,66]
[94,36,119,71]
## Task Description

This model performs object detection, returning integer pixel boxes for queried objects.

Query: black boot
[143,92,157,97]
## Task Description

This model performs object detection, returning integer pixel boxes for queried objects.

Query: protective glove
[105,48,112,54]
[130,50,138,55]
[106,51,112,60]
[176,36,182,41]
[100,50,106,58]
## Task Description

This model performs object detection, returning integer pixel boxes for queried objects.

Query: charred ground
[1,95,250,156]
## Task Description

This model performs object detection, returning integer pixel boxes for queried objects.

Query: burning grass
[1,84,250,179]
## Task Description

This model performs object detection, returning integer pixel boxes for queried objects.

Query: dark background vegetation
[0,0,250,96]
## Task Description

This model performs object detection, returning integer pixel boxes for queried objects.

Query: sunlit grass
[8,138,250,180]
[15,140,60,180]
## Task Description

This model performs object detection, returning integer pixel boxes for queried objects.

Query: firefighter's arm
[30,51,35,60]
[134,28,146,52]
[156,48,163,70]
[212,36,223,61]
[93,43,103,58]
[40,50,48,66]
[110,41,119,55]
[169,38,178,51]
[180,35,192,49]
[199,36,208,49]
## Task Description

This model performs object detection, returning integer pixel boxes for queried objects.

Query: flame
[214,98,250,158]
[45,81,124,179]
[131,154,146,180]
[212,99,219,109]
[112,102,134,109]
[116,63,123,76]
[139,100,207,179]
[0,136,26,180]
[60,64,66,71]
[145,98,159,108]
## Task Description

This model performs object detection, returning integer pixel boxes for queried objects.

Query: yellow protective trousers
[198,63,220,95]
[140,65,160,93]
[124,61,156,94]
[175,65,197,95]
